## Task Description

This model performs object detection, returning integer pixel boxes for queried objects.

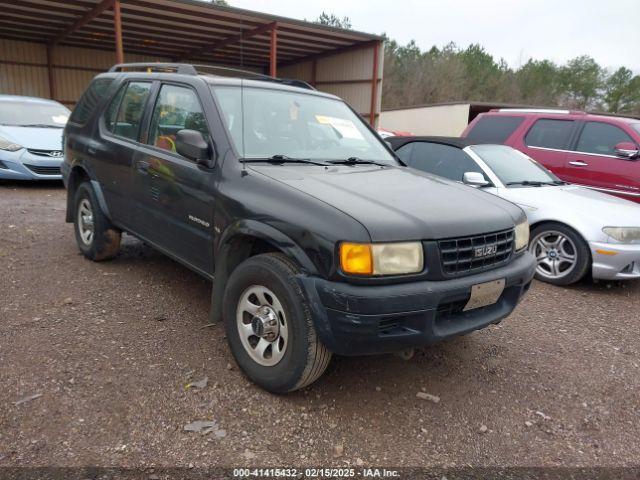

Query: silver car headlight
[603,227,640,244]
[0,136,22,152]
[515,220,530,251]
[340,241,424,275]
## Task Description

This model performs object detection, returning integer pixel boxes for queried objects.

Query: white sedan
[390,136,640,285]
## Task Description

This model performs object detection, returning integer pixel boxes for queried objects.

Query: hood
[0,125,64,150]
[249,164,524,242]
[498,184,640,228]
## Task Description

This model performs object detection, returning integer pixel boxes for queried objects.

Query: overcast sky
[229,0,639,73]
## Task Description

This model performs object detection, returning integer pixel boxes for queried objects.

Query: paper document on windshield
[315,115,364,140]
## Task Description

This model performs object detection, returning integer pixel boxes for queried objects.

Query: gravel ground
[1,182,639,470]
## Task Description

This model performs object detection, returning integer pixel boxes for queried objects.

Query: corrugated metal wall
[0,38,383,124]
[278,43,383,124]
[0,38,169,105]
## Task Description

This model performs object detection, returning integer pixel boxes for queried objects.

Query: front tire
[73,182,121,261]
[223,253,332,393]
[529,222,590,285]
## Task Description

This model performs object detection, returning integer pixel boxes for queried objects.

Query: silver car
[391,137,640,285]
[0,95,70,180]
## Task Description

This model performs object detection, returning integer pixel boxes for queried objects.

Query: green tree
[560,55,604,109]
[604,67,640,113]
[314,12,352,29]
[516,59,561,106]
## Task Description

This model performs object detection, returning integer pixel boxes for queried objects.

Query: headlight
[0,136,22,152]
[603,227,640,244]
[514,220,530,251]
[340,241,424,276]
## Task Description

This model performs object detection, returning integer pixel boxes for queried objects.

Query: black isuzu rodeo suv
[62,63,536,393]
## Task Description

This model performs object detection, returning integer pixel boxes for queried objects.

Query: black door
[97,80,153,227]
[131,82,217,276]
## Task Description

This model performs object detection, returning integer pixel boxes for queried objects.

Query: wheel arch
[209,220,320,323]
[65,165,111,223]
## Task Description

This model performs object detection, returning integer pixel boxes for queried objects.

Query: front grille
[438,228,514,276]
[24,164,61,175]
[27,149,63,158]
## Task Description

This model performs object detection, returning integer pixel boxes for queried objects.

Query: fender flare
[209,219,320,322]
[65,164,112,223]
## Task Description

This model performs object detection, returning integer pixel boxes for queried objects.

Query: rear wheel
[73,182,121,261]
[529,223,590,285]
[223,253,332,393]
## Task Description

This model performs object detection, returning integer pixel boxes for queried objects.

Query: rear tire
[223,253,332,393]
[529,222,590,285]
[73,182,121,261]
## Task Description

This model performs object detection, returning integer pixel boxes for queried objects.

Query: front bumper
[0,149,63,180]
[299,252,536,356]
[590,241,640,280]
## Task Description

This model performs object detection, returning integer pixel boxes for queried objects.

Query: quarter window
[108,82,152,141]
[70,78,113,125]
[466,116,524,143]
[575,122,635,156]
[148,84,209,155]
[402,142,486,182]
[525,119,574,149]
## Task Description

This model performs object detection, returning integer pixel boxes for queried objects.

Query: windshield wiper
[242,155,330,166]
[506,180,548,187]
[329,157,386,166]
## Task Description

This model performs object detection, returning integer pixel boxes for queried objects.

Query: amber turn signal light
[340,242,373,275]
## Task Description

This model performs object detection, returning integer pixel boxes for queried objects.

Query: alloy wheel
[236,285,288,367]
[530,230,577,281]
[77,198,94,246]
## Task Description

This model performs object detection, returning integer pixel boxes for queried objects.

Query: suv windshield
[211,84,397,165]
[470,144,561,186]
[0,101,70,128]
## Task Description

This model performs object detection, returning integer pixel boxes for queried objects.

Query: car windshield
[211,84,397,165]
[0,100,70,128]
[470,144,561,186]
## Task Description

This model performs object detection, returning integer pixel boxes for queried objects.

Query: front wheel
[529,223,590,285]
[223,253,332,393]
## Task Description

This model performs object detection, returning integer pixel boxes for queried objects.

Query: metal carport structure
[0,0,384,125]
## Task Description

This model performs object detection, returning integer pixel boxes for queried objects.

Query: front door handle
[569,161,589,167]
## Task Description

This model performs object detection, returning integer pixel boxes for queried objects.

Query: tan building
[0,0,384,125]
[380,101,528,136]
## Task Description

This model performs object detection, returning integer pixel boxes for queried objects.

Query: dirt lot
[1,182,639,471]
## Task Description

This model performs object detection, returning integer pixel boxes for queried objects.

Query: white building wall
[380,103,471,136]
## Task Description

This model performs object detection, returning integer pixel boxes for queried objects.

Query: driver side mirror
[614,142,639,160]
[176,129,215,167]
[463,171,489,187]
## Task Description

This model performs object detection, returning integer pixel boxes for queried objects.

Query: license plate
[463,279,505,311]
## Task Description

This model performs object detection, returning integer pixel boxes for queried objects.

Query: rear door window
[402,142,486,182]
[69,77,113,125]
[575,121,635,156]
[107,82,152,141]
[524,119,575,150]
[466,116,524,143]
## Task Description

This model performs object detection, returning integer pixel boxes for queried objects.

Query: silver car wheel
[529,230,577,280]
[236,285,288,367]
[77,198,94,246]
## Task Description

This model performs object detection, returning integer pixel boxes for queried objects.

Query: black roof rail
[109,63,198,74]
[107,62,315,90]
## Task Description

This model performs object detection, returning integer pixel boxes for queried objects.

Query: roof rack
[107,62,315,90]
[494,108,572,114]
